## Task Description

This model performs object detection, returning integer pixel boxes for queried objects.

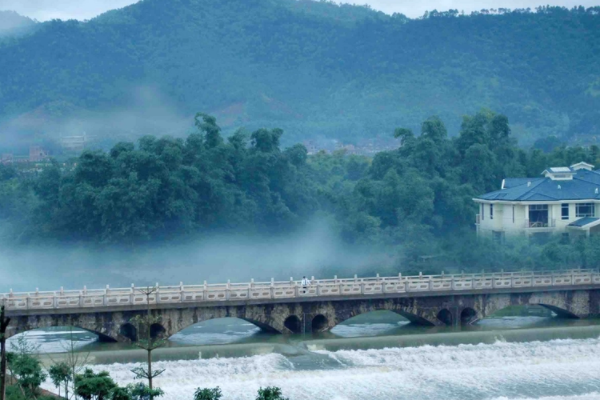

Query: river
[10,311,600,400]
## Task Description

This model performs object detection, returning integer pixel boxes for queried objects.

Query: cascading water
[40,337,600,400]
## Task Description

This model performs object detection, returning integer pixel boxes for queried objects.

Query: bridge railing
[2,269,599,312]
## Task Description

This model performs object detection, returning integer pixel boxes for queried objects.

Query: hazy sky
[0,0,597,21]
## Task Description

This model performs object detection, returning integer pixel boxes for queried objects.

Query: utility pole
[0,303,11,400]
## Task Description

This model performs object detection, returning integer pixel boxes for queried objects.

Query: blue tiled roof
[503,178,536,189]
[568,217,600,227]
[476,169,600,201]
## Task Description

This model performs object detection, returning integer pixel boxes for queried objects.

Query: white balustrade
[2,269,599,312]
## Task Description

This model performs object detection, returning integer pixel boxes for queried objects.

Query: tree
[75,369,116,400]
[60,326,92,400]
[195,113,223,149]
[110,387,132,400]
[7,336,46,400]
[256,387,289,400]
[251,129,283,153]
[421,116,447,143]
[130,287,166,398]
[48,362,71,398]
[193,387,222,400]
[126,383,164,400]
[393,127,414,146]
[74,151,114,188]
[0,304,10,400]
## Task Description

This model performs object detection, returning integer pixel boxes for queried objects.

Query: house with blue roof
[474,162,600,239]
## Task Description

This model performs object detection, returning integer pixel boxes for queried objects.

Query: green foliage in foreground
[256,387,289,400]
[194,387,222,400]
[75,369,117,400]
[7,336,46,399]
[48,362,71,398]
[127,383,164,400]
[2,110,600,272]
[5,385,55,400]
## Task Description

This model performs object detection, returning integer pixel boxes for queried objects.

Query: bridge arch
[478,294,582,321]
[7,325,117,348]
[437,309,453,326]
[538,304,579,319]
[284,315,302,334]
[119,323,137,342]
[312,315,329,333]
[241,318,280,333]
[8,314,124,343]
[460,308,479,325]
[150,323,166,339]
[333,306,436,330]
[392,310,435,326]
[167,317,278,345]
[168,316,281,338]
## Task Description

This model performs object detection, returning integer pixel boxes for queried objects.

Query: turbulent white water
[41,337,600,400]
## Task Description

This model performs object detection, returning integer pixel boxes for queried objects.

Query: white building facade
[474,162,600,239]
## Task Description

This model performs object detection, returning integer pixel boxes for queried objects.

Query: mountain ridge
[0,0,599,148]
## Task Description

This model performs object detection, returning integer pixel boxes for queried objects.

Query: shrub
[256,387,289,400]
[194,387,222,400]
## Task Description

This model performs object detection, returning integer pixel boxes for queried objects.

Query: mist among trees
[2,110,600,274]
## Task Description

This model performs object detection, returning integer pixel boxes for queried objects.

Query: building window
[490,204,494,220]
[529,204,549,227]
[481,204,484,220]
[576,203,595,218]
[512,205,515,223]
[561,204,569,220]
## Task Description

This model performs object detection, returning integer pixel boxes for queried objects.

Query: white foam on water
[319,338,600,370]
[42,338,600,400]
[492,394,600,400]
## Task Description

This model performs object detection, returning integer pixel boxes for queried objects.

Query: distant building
[29,146,49,162]
[474,162,600,239]
[1,154,13,164]
[60,133,88,152]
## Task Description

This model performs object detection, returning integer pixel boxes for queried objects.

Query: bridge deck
[2,269,599,315]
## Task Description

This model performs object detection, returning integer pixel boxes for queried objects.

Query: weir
[3,269,600,342]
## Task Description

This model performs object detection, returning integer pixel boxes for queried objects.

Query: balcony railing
[525,218,556,228]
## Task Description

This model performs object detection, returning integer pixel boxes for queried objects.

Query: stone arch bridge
[4,270,600,342]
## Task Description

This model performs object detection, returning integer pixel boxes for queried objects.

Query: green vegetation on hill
[0,1,599,146]
[3,110,600,273]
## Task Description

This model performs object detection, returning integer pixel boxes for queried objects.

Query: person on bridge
[301,276,311,294]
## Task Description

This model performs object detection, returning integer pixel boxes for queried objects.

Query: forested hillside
[0,1,599,147]
[3,110,600,272]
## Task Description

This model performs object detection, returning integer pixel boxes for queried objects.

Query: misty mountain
[0,1,599,147]
[0,10,36,37]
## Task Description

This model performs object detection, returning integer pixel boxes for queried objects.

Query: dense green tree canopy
[3,110,600,273]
